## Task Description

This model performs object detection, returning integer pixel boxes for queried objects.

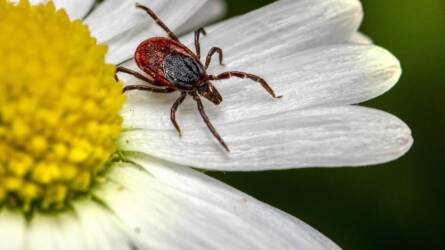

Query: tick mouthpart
[197,82,223,105]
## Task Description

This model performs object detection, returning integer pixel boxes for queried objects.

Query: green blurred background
[209,0,445,249]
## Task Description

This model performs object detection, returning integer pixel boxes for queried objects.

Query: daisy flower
[0,0,412,249]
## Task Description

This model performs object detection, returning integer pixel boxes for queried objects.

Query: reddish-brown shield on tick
[116,4,282,152]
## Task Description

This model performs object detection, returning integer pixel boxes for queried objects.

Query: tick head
[198,82,223,105]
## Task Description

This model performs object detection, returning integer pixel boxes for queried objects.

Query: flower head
[0,0,412,249]
[0,0,125,210]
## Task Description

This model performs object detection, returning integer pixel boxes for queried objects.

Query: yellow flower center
[0,0,125,211]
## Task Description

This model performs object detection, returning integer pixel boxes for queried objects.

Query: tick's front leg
[207,71,282,99]
[205,47,224,70]
[194,28,207,59]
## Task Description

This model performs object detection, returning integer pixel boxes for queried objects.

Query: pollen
[0,0,125,211]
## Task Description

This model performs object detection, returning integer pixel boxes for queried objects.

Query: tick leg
[207,71,282,99]
[194,27,207,59]
[123,85,175,93]
[205,47,224,70]
[116,66,163,87]
[191,92,230,152]
[170,92,187,136]
[136,4,179,41]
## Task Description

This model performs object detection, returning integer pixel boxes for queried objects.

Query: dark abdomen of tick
[135,37,204,90]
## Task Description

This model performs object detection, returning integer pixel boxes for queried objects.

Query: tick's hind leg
[194,28,206,59]
[123,85,175,93]
[191,92,230,152]
[171,92,187,136]
[136,4,179,41]
[207,71,282,99]
[205,47,224,70]
[115,66,162,86]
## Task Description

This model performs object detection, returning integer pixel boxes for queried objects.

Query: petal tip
[395,125,414,158]
[338,0,364,23]
[350,32,373,45]
[381,115,413,164]
[368,46,402,92]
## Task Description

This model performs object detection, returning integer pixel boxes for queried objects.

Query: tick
[116,4,281,152]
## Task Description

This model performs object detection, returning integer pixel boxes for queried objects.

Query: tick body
[135,38,204,91]
[116,4,281,152]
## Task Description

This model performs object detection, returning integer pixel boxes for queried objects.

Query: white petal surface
[176,0,226,35]
[94,158,339,249]
[53,0,95,20]
[0,210,25,250]
[10,0,94,20]
[71,201,132,250]
[120,106,412,170]
[86,0,207,64]
[25,204,130,250]
[121,45,401,130]
[350,32,373,44]
[26,213,83,250]
[178,0,363,62]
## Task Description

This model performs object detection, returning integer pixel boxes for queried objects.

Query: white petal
[26,213,87,250]
[350,32,373,44]
[86,0,207,64]
[178,0,363,62]
[53,0,95,20]
[23,202,130,250]
[121,45,401,130]
[71,201,132,250]
[0,210,25,250]
[120,106,412,170]
[94,159,339,249]
[10,0,94,20]
[176,0,226,35]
